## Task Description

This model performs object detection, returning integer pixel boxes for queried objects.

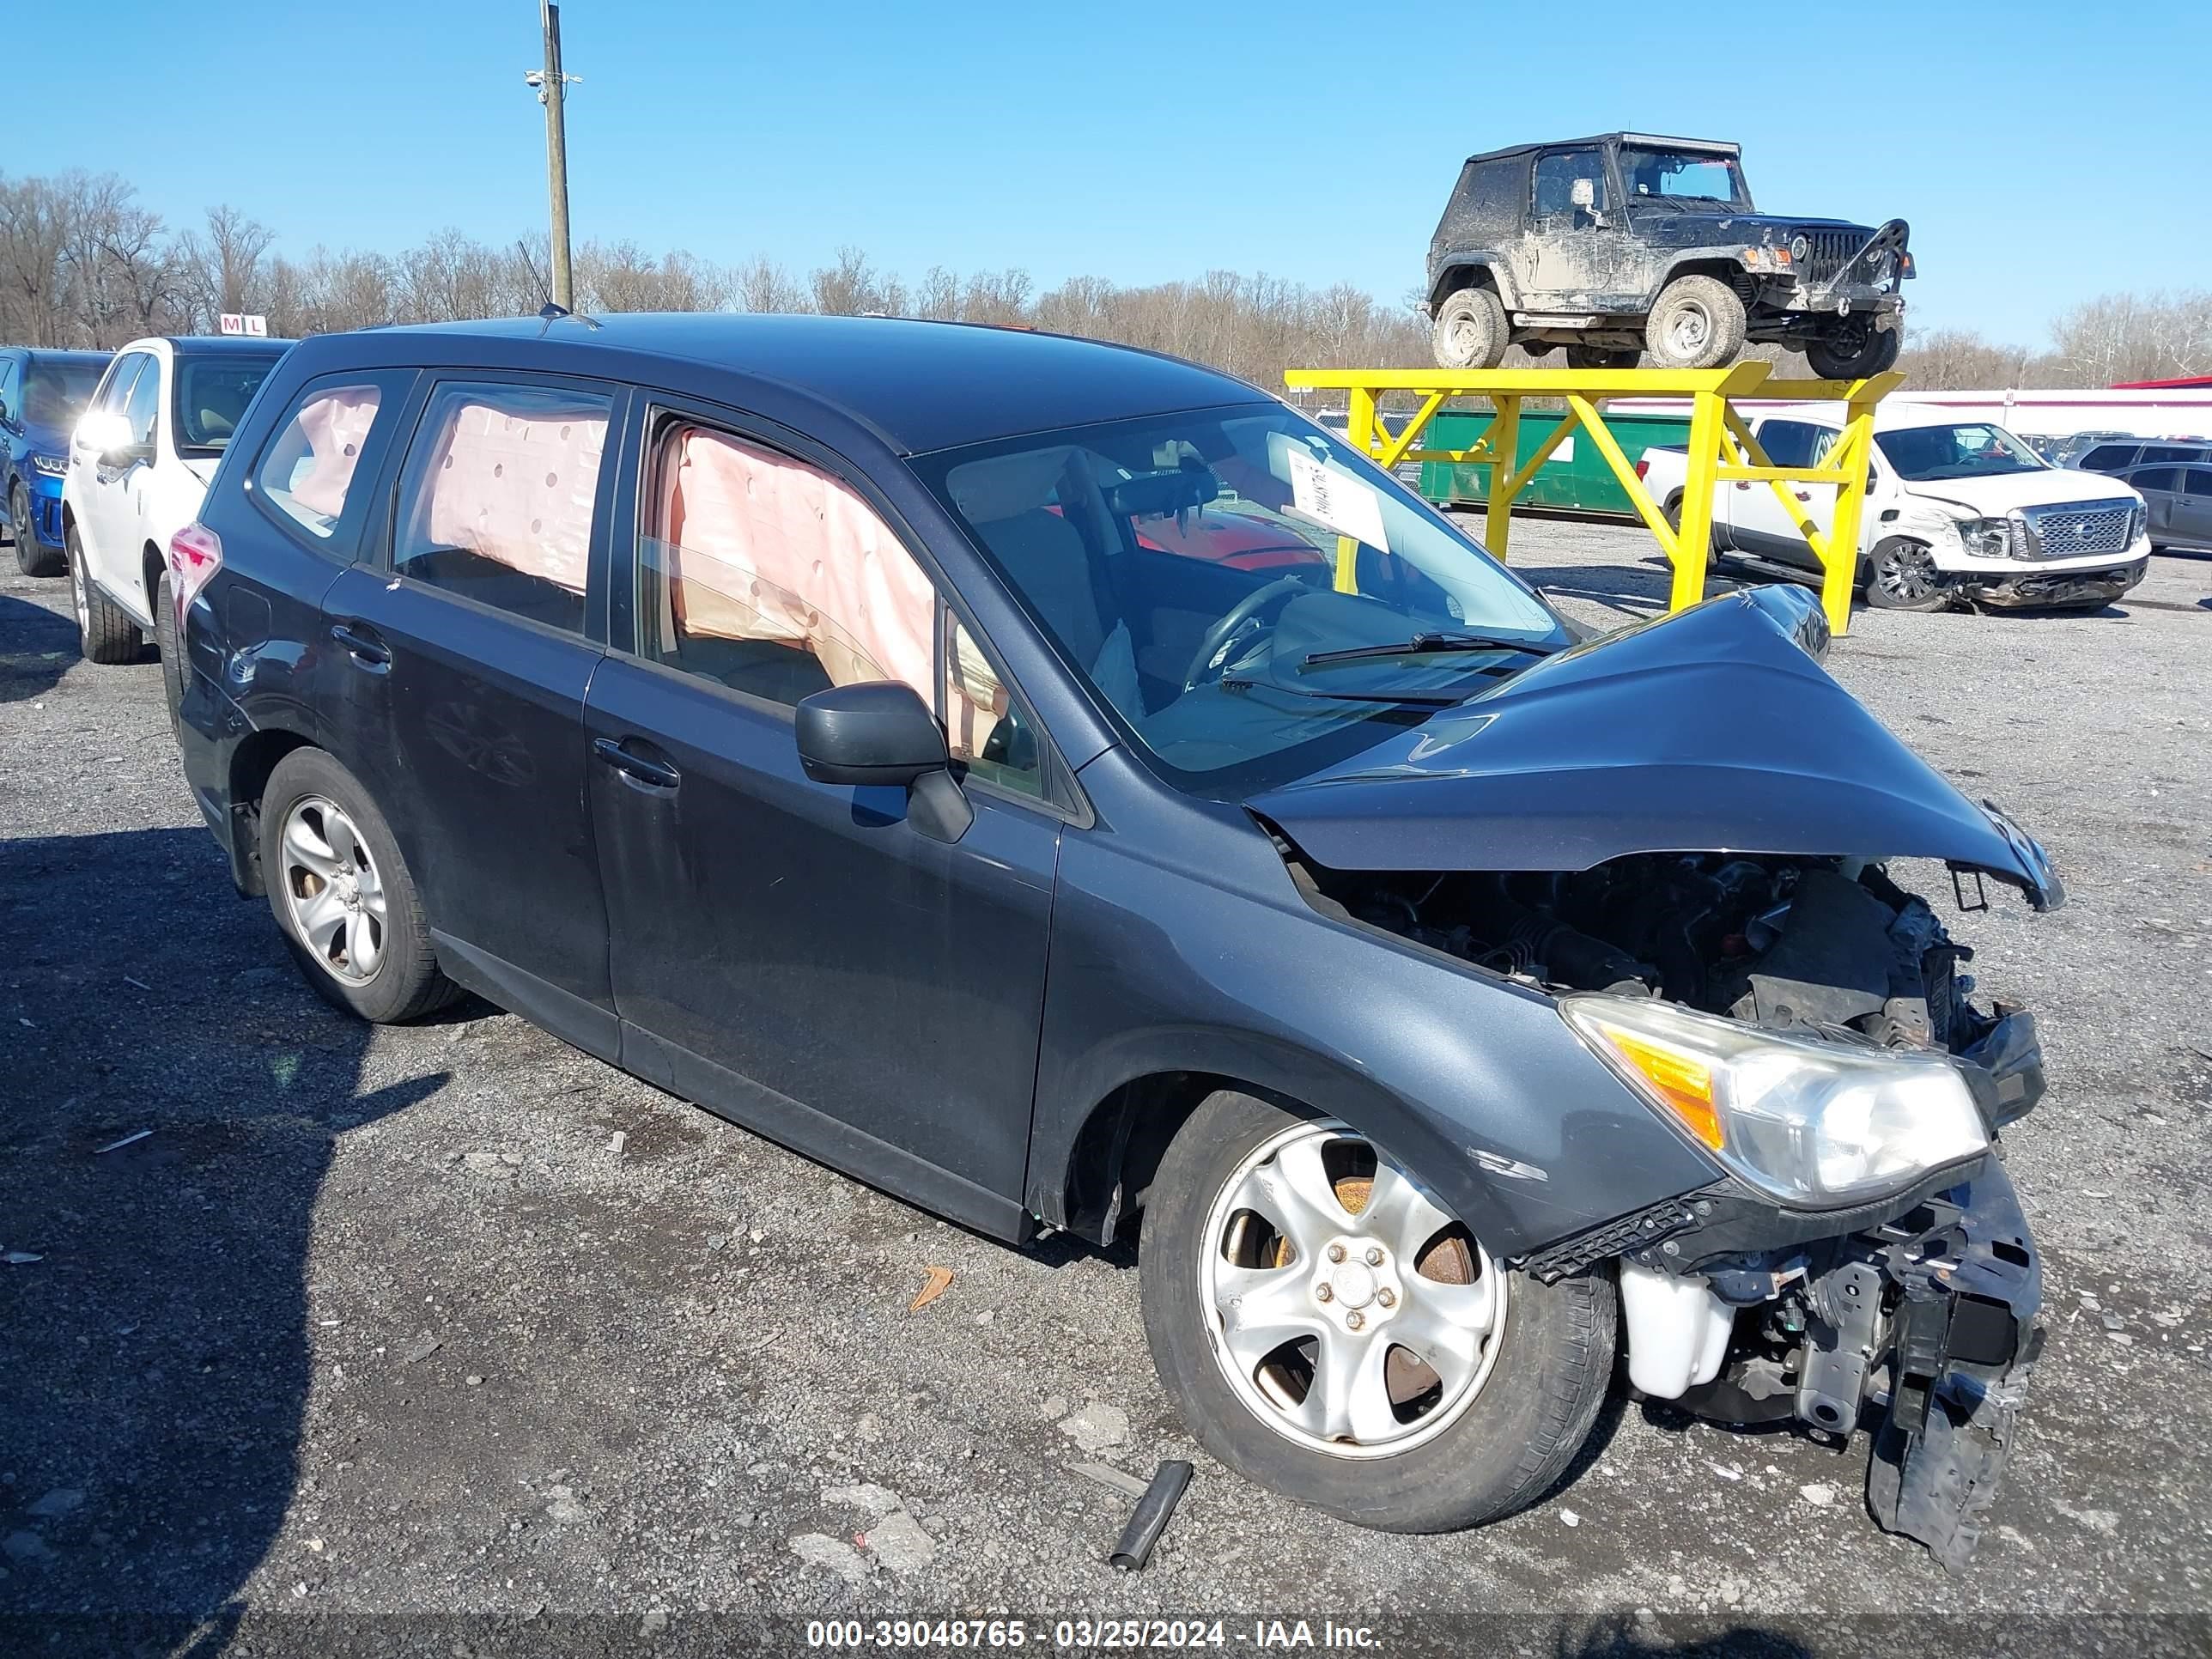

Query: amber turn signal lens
[1596,1028,1725,1152]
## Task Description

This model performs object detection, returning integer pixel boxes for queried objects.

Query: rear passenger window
[2186,469,2212,495]
[256,383,385,538]
[1755,422,1819,468]
[392,381,613,636]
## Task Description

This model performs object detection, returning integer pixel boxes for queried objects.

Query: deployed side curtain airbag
[423,398,608,592]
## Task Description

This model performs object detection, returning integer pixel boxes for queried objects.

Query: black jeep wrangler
[1425,133,1912,376]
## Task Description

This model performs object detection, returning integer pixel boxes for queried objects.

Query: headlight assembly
[1559,994,1988,1209]
[30,453,68,477]
[1956,514,2027,559]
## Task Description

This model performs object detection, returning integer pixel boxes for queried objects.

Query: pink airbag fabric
[284,386,381,521]
[424,398,608,592]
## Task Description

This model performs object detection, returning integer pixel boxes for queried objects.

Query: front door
[78,351,155,592]
[2125,468,2183,544]
[584,410,1059,1233]
[316,373,625,1054]
[1526,148,1638,303]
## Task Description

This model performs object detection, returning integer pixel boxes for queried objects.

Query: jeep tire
[1431,287,1510,371]
[1644,276,1747,370]
[1807,325,1903,381]
[1139,1089,1617,1533]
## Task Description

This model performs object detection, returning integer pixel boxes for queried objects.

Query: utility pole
[526,1,578,310]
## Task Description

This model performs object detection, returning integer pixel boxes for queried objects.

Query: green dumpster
[1417,407,1692,517]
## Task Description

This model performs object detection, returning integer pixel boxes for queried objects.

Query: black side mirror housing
[795,681,972,842]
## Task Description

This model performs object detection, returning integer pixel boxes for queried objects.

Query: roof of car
[1464,132,1740,165]
[158,336,295,356]
[354,313,1271,455]
[9,348,110,363]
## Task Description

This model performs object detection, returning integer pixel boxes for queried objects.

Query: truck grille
[2022,498,2136,559]
[1799,230,1861,285]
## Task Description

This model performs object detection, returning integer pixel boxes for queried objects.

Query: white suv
[62,337,289,681]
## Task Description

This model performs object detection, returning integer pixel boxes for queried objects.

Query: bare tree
[173,204,275,330]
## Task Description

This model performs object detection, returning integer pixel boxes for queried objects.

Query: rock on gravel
[790,1532,870,1587]
[1056,1400,1129,1453]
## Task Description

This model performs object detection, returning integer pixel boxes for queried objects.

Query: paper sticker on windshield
[1285,447,1388,550]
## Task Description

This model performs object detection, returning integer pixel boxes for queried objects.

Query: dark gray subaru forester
[168,313,2057,1566]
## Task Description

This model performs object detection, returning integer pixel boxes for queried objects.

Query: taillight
[1633,459,1650,481]
[167,521,223,637]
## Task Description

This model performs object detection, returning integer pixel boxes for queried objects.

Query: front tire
[1863,537,1953,611]
[65,520,144,665]
[12,484,63,577]
[1644,276,1747,370]
[259,748,460,1024]
[1139,1091,1616,1533]
[1806,324,1903,380]
[1431,287,1510,370]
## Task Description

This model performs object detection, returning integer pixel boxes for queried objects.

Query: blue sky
[15,0,2205,343]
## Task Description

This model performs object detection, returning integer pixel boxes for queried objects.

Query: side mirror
[76,410,131,459]
[1570,178,1595,210]
[795,680,972,843]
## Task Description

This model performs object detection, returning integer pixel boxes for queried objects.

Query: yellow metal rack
[1281,363,1904,635]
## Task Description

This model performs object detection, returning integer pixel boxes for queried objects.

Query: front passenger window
[392,381,613,635]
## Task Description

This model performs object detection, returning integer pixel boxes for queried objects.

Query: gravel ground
[2,522,2209,1657]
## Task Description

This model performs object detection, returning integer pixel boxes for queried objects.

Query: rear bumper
[1962,556,2148,609]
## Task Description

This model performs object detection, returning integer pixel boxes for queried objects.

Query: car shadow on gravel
[0,824,447,1646]
[0,591,80,704]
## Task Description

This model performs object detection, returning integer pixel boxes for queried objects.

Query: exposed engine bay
[1288,844,2046,1569]
[1304,850,2000,1057]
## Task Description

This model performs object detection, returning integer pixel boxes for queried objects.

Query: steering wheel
[1182,574,1310,693]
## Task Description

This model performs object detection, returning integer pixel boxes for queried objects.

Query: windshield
[1619,145,1749,210]
[23,362,104,428]
[913,404,1570,793]
[173,353,284,453]
[1875,422,2045,483]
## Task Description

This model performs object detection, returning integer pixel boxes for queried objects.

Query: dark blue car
[167,313,2057,1565]
[1,346,111,575]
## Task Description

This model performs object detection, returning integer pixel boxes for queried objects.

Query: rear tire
[155,573,185,742]
[259,748,460,1024]
[12,484,63,577]
[1806,325,1903,380]
[1644,276,1747,370]
[65,520,144,665]
[1139,1090,1616,1533]
[1431,287,1510,371]
[1565,345,1643,370]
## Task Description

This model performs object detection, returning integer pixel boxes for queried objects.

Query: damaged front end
[1285,845,2047,1569]
[1249,590,2057,1565]
[1291,842,2048,1566]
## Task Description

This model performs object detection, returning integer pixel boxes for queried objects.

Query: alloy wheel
[1876,541,1942,604]
[1667,301,1712,358]
[1200,1121,1505,1459]
[279,795,388,983]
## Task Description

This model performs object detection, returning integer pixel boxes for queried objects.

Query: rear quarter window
[255,383,387,539]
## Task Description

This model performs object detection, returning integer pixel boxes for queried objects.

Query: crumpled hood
[1901,467,2142,516]
[1249,587,2063,909]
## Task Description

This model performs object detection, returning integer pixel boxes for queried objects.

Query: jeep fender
[1428,252,1523,313]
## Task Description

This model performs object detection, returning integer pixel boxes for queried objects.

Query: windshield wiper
[1219,675,1467,708]
[1300,632,1558,671]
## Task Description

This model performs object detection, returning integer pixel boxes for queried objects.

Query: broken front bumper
[1963,556,2148,609]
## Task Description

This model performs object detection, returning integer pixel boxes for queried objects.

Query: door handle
[1733,481,1751,490]
[329,621,392,669]
[592,736,680,790]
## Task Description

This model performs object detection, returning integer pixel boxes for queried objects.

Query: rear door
[583,403,1060,1231]
[1727,419,1834,569]
[316,372,628,1055]
[2174,468,2212,547]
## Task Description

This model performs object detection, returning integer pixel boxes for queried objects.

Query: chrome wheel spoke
[296,886,349,956]
[1361,1161,1456,1263]
[346,908,382,976]
[283,816,342,882]
[1298,1327,1398,1444]
[1214,1263,1326,1377]
[1393,1277,1493,1387]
